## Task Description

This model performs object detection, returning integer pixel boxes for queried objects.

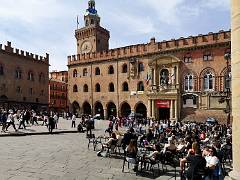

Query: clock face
[81,41,92,54]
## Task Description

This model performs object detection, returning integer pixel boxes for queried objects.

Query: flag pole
[77,15,79,29]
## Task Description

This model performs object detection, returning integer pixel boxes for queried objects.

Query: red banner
[156,100,170,108]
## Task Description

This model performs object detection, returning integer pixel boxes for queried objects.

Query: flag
[77,15,79,29]
[145,73,151,85]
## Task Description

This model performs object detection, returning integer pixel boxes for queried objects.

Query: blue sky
[0,0,230,71]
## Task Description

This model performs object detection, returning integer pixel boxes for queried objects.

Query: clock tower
[75,0,110,54]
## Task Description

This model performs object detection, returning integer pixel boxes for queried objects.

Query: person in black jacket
[48,116,55,134]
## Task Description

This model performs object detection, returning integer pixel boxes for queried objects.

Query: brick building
[68,0,231,123]
[0,41,49,111]
[49,71,68,113]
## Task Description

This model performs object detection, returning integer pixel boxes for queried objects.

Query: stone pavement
[0,118,89,137]
[0,120,180,180]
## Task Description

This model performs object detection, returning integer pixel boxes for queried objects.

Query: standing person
[71,114,76,128]
[32,110,38,125]
[48,115,55,133]
[42,112,48,126]
[6,110,17,132]
[1,110,7,132]
[53,113,58,129]
[18,112,26,129]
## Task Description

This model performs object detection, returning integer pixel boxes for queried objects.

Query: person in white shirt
[71,114,76,128]
[6,110,17,132]
[53,114,59,129]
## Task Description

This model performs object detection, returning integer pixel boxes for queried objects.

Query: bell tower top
[75,0,110,54]
[84,0,100,26]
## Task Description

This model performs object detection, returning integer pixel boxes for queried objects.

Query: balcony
[147,84,179,96]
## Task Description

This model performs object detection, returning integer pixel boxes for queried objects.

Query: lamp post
[224,53,231,126]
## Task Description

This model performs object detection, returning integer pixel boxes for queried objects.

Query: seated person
[145,144,162,161]
[162,139,177,154]
[176,138,186,152]
[204,147,222,179]
[122,127,137,148]
[180,148,206,180]
[187,142,200,156]
[126,139,138,171]
[146,128,154,143]
[102,132,117,149]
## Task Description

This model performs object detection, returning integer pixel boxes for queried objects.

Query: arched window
[138,62,144,72]
[122,64,128,73]
[83,68,88,76]
[204,71,214,91]
[122,82,129,91]
[137,81,144,91]
[108,65,114,74]
[0,64,4,75]
[16,86,21,94]
[15,68,22,79]
[83,84,88,92]
[184,74,193,91]
[28,71,34,81]
[95,83,101,92]
[73,85,78,92]
[109,83,115,92]
[39,73,45,83]
[160,69,169,85]
[95,67,100,75]
[73,69,78,78]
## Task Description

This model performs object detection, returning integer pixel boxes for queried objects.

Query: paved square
[0,120,180,180]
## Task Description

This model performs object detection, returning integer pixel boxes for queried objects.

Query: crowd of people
[96,116,232,179]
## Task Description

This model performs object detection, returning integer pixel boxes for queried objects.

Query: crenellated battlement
[0,41,49,64]
[68,30,231,65]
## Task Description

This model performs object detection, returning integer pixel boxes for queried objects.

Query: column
[170,100,173,120]
[151,100,155,119]
[175,100,177,121]
[147,99,152,117]
[229,0,240,179]
[104,109,107,120]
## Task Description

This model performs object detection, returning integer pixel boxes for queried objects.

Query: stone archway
[135,102,147,118]
[82,101,91,115]
[120,102,131,117]
[107,102,117,119]
[94,101,104,119]
[72,101,80,115]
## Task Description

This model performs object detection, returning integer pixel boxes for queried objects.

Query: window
[203,51,213,61]
[108,66,114,74]
[138,62,144,72]
[109,83,115,92]
[95,67,100,75]
[28,71,34,81]
[73,85,78,92]
[15,68,22,79]
[73,69,78,78]
[40,90,44,96]
[0,64,3,75]
[39,73,45,83]
[83,68,88,76]
[91,19,94,24]
[16,86,21,94]
[183,94,197,108]
[122,82,129,91]
[83,84,88,92]
[95,83,101,92]
[137,81,144,91]
[183,53,192,63]
[224,72,231,91]
[184,74,193,91]
[204,71,214,91]
[122,64,128,73]
[30,88,33,95]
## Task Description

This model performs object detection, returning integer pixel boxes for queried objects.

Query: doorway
[158,108,170,120]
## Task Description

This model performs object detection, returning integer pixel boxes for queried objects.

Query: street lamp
[224,53,231,126]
